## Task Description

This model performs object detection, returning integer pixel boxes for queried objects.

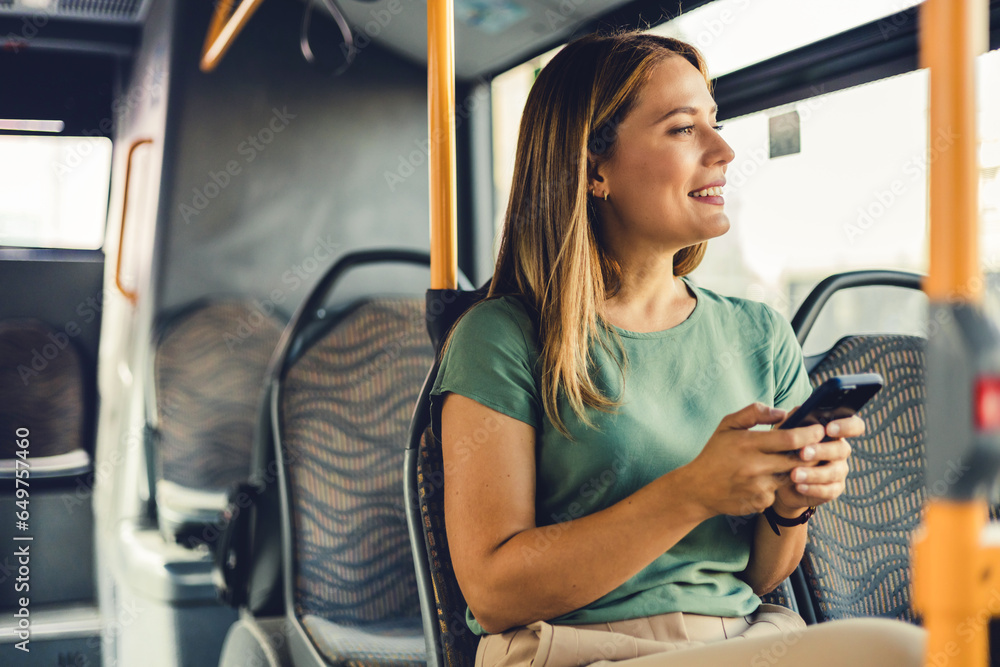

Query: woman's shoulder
[686,280,783,334]
[687,280,774,316]
[449,295,539,351]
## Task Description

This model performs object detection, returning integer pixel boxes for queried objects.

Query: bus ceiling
[197,0,643,78]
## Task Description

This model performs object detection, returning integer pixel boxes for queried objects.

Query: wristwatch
[763,505,816,536]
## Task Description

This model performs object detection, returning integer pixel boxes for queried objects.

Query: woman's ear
[587,151,606,195]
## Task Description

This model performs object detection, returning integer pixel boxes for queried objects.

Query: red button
[974,376,1000,431]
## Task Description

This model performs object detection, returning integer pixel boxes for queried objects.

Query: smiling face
[590,55,735,260]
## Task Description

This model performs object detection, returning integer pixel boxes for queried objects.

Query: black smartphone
[778,373,884,441]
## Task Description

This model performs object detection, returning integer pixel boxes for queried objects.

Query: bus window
[0,135,112,250]
[697,47,1000,356]
[648,0,923,78]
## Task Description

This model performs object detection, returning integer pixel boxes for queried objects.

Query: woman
[430,32,923,666]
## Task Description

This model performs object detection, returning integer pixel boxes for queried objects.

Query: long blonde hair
[490,32,710,436]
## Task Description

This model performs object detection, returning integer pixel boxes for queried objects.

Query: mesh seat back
[0,319,87,459]
[801,334,926,622]
[281,297,431,626]
[417,425,478,667]
[154,301,283,492]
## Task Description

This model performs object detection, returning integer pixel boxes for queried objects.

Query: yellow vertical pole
[428,0,458,290]
[914,1,990,666]
[922,0,986,303]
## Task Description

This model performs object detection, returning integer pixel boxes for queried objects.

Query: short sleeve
[431,298,542,428]
[767,307,812,410]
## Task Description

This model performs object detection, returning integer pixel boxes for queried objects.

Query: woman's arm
[442,394,828,634]
[741,417,859,595]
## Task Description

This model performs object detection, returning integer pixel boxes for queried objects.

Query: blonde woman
[431,32,923,666]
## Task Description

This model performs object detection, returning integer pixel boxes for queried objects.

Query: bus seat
[0,318,92,477]
[0,318,95,610]
[151,300,284,542]
[281,297,429,665]
[758,577,800,614]
[784,270,927,624]
[798,333,926,623]
[217,250,440,667]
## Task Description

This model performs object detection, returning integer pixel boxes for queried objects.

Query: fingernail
[769,407,783,417]
[828,422,841,436]
[802,446,816,461]
[792,469,806,483]
[798,484,810,494]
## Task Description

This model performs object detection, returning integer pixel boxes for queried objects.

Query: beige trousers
[475,604,926,667]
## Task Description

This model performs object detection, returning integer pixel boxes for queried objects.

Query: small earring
[603,192,609,201]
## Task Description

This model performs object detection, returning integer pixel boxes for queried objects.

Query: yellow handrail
[115,138,153,305]
[200,0,266,73]
[427,0,458,290]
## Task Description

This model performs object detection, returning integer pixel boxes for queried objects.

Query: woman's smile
[688,181,726,205]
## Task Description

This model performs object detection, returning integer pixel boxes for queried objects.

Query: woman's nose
[711,133,735,166]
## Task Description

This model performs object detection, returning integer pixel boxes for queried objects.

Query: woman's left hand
[772,415,861,514]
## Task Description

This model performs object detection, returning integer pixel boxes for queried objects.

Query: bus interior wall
[159,0,443,315]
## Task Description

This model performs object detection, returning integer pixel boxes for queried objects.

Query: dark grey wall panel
[0,252,104,364]
[157,0,431,313]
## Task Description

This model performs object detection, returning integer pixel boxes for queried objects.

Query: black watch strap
[763,505,816,536]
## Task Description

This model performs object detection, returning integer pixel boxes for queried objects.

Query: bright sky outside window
[0,135,112,250]
[649,0,923,78]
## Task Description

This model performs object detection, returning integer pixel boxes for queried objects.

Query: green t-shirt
[430,279,812,635]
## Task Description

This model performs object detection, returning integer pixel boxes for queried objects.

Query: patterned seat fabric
[800,334,926,623]
[0,319,87,460]
[154,301,283,491]
[417,425,479,667]
[281,298,431,665]
[760,579,797,611]
[301,615,426,667]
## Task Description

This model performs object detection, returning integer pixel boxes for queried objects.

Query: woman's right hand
[681,402,827,518]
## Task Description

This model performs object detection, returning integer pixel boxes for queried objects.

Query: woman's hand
[772,414,860,514]
[681,402,827,519]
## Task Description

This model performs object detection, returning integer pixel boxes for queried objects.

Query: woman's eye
[670,124,724,136]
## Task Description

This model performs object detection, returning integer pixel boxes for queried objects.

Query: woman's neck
[602,254,696,333]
